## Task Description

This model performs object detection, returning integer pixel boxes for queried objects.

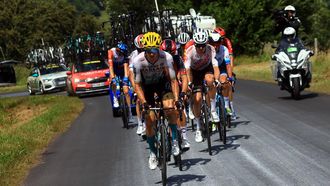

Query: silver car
[27,65,67,95]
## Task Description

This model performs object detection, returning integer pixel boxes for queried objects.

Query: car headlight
[74,78,81,83]
[43,79,52,83]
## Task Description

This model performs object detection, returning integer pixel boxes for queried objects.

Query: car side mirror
[66,71,72,76]
[105,71,110,77]
[32,73,38,77]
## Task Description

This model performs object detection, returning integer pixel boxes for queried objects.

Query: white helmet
[134,34,144,49]
[193,30,208,44]
[283,27,296,40]
[209,32,221,43]
[284,5,296,11]
[177,32,190,45]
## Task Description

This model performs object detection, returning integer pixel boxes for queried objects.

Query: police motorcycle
[271,27,314,99]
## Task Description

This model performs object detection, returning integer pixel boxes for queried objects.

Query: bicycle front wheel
[217,95,227,144]
[160,124,167,186]
[202,101,212,155]
[120,93,129,129]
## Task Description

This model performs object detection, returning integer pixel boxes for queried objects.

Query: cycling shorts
[191,63,214,91]
[142,79,172,107]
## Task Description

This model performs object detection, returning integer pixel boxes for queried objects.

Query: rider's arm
[224,38,234,69]
[184,47,193,84]
[223,46,233,78]
[211,46,220,81]
[177,56,188,93]
[124,60,129,78]
[166,54,179,101]
[108,49,115,79]
[133,62,147,103]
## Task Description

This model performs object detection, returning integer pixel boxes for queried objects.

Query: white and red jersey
[133,50,176,85]
[128,49,140,71]
[184,44,218,70]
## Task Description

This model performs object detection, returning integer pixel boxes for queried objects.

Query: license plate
[58,81,66,85]
[92,82,104,87]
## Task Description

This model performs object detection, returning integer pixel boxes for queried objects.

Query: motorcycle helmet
[283,27,296,42]
[284,5,296,18]
[177,32,190,45]
[160,39,177,55]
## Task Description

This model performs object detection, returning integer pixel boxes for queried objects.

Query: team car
[66,60,110,96]
[27,64,67,95]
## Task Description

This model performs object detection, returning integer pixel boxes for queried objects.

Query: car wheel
[39,82,45,94]
[27,84,35,95]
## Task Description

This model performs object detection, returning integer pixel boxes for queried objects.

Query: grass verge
[0,95,84,186]
[235,51,330,95]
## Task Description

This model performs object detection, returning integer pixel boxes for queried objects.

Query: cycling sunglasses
[145,48,159,54]
[195,44,206,48]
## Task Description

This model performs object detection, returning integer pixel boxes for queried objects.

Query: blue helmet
[117,42,128,55]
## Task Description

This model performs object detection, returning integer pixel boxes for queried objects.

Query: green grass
[235,47,330,95]
[0,95,84,186]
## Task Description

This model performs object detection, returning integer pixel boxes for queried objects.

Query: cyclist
[185,29,220,143]
[133,32,180,170]
[108,42,133,122]
[160,38,190,149]
[129,34,146,135]
[214,27,237,120]
[209,31,234,128]
[177,32,191,58]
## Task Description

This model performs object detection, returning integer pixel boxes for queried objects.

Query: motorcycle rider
[274,5,301,36]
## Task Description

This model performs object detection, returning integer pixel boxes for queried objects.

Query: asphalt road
[24,80,330,186]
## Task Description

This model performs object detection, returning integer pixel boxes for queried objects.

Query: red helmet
[214,27,226,37]
[160,39,176,55]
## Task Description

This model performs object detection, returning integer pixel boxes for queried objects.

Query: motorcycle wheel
[291,77,300,100]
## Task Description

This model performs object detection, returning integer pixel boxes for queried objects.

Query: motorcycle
[271,43,314,99]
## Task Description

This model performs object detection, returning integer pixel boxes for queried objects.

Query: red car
[66,60,110,96]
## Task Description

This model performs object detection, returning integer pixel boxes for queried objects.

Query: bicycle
[215,84,227,145]
[193,82,212,155]
[144,102,183,186]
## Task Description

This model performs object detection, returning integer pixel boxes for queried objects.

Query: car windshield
[75,60,108,72]
[40,66,66,75]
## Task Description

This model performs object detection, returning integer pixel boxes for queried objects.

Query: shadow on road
[231,120,250,128]
[165,174,206,186]
[278,92,319,100]
[200,134,250,156]
[172,157,212,171]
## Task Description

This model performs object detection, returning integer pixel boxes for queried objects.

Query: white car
[27,64,67,95]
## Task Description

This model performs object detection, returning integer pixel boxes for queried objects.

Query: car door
[29,68,38,90]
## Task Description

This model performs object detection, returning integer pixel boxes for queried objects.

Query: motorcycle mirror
[310,51,314,56]
[271,55,276,60]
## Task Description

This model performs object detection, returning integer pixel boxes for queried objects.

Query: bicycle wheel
[160,124,167,186]
[202,100,212,155]
[217,94,227,144]
[120,93,129,129]
[175,128,183,171]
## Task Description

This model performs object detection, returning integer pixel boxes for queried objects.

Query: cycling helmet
[283,27,296,41]
[160,39,176,55]
[209,31,221,43]
[284,5,296,11]
[177,32,190,45]
[117,42,128,55]
[134,34,144,49]
[142,32,162,48]
[214,27,226,37]
[193,30,208,44]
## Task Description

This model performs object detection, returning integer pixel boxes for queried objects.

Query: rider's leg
[205,73,219,122]
[220,74,231,113]
[111,80,119,107]
[123,86,133,120]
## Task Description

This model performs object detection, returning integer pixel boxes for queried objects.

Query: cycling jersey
[128,49,139,71]
[184,44,218,71]
[133,50,176,85]
[172,55,186,75]
[221,38,233,55]
[183,40,194,62]
[215,45,230,74]
[108,48,127,77]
